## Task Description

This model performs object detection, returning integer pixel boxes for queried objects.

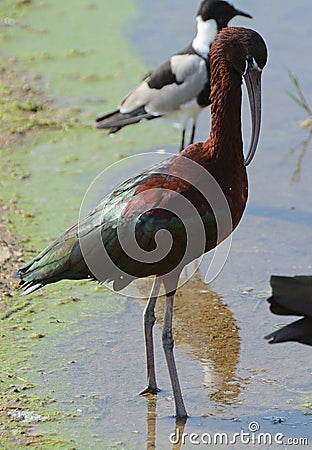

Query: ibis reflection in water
[96,0,252,151]
[138,270,241,405]
[17,27,267,418]
[266,275,312,346]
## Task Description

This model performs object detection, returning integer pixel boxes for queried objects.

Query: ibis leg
[162,294,188,418]
[140,277,161,395]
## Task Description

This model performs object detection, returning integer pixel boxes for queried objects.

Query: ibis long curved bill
[243,60,263,166]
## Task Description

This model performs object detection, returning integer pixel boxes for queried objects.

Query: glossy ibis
[17,27,267,418]
[96,0,252,150]
[266,275,312,346]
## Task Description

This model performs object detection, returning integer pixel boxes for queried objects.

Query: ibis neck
[204,62,244,163]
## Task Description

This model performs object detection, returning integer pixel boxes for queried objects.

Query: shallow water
[1,0,312,448]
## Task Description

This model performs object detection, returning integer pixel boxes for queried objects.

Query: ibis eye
[246,55,254,66]
[244,56,253,75]
[245,55,262,73]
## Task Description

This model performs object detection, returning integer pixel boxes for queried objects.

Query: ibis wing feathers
[17,226,91,290]
[17,155,190,292]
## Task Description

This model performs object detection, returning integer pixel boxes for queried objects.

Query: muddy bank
[0,65,42,305]
[0,203,22,301]
[0,61,72,299]
[0,63,42,301]
[0,62,76,448]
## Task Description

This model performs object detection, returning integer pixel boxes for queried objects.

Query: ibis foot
[139,386,161,395]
